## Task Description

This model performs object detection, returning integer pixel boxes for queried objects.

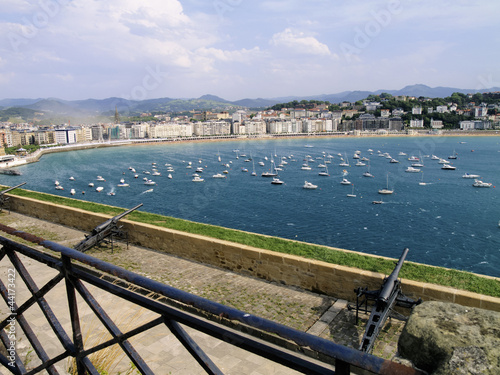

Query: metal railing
[0,224,421,375]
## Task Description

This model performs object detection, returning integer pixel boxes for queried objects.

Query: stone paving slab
[0,211,406,373]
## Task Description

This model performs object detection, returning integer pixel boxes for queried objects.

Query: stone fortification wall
[8,194,500,312]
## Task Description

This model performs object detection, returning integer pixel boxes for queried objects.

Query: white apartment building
[410,119,424,128]
[55,129,77,144]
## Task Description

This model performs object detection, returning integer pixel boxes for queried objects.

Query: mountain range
[1,84,498,122]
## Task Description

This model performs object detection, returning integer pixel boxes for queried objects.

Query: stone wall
[8,194,500,311]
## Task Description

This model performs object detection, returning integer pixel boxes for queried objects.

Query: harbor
[1,135,499,278]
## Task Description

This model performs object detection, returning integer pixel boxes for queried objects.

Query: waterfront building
[410,119,424,128]
[54,128,78,144]
[430,119,444,129]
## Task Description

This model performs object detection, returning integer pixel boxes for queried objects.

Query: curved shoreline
[8,130,499,168]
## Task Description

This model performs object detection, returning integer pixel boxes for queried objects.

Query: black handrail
[0,224,422,375]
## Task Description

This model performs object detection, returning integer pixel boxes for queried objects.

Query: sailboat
[318,162,329,176]
[251,157,257,176]
[347,184,356,197]
[378,173,393,194]
[339,152,349,167]
[363,160,374,177]
[262,156,278,177]
[418,172,428,186]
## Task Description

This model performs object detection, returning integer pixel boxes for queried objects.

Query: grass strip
[7,187,500,298]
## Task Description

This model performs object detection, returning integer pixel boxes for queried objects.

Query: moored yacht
[303,181,317,189]
[472,179,492,188]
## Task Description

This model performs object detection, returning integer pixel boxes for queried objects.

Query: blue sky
[1,0,499,101]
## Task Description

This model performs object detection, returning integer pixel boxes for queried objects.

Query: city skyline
[1,1,499,101]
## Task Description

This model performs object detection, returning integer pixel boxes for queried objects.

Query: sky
[1,0,499,101]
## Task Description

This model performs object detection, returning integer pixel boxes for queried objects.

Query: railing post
[62,255,86,375]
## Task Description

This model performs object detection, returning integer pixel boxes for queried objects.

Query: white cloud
[270,28,331,56]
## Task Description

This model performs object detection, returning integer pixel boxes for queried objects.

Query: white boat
[431,155,440,160]
[262,157,278,177]
[346,184,356,197]
[389,158,399,163]
[441,164,456,170]
[88,182,94,187]
[223,170,229,174]
[405,167,421,173]
[55,180,60,186]
[134,174,139,178]
[241,168,248,172]
[462,173,480,179]
[408,156,419,162]
[472,179,492,188]
[97,176,105,181]
[196,167,204,173]
[339,152,349,167]
[69,176,75,181]
[192,176,204,182]
[55,185,64,190]
[212,173,226,178]
[271,177,284,185]
[301,165,312,171]
[418,172,428,186]
[70,188,76,195]
[355,161,366,166]
[168,174,173,179]
[398,152,407,156]
[448,150,458,159]
[363,160,374,178]
[143,188,153,193]
[372,199,383,204]
[96,186,104,192]
[258,161,265,166]
[438,158,449,164]
[144,180,156,185]
[378,174,393,195]
[117,178,129,187]
[318,164,329,176]
[152,171,161,176]
[340,178,351,185]
[303,181,317,189]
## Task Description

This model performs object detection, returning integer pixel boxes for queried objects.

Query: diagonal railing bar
[0,225,424,375]
[7,250,75,355]
[72,266,337,375]
[71,276,155,375]
[164,317,224,375]
[0,329,25,375]
[24,350,71,375]
[61,255,95,375]
[0,278,59,375]
[75,316,164,362]
[0,272,63,332]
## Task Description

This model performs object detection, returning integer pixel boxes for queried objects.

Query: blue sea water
[3,136,500,277]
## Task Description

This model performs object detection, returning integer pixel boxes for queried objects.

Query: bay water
[4,135,500,277]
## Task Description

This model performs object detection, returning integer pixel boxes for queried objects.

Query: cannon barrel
[91,203,143,235]
[377,247,408,306]
[0,182,27,195]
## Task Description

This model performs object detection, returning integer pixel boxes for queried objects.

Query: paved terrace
[0,212,407,374]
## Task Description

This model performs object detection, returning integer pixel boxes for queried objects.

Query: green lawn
[6,186,500,298]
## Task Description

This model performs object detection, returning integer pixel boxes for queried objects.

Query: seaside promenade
[0,211,406,374]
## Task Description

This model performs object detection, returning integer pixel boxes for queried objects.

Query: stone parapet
[7,194,500,311]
